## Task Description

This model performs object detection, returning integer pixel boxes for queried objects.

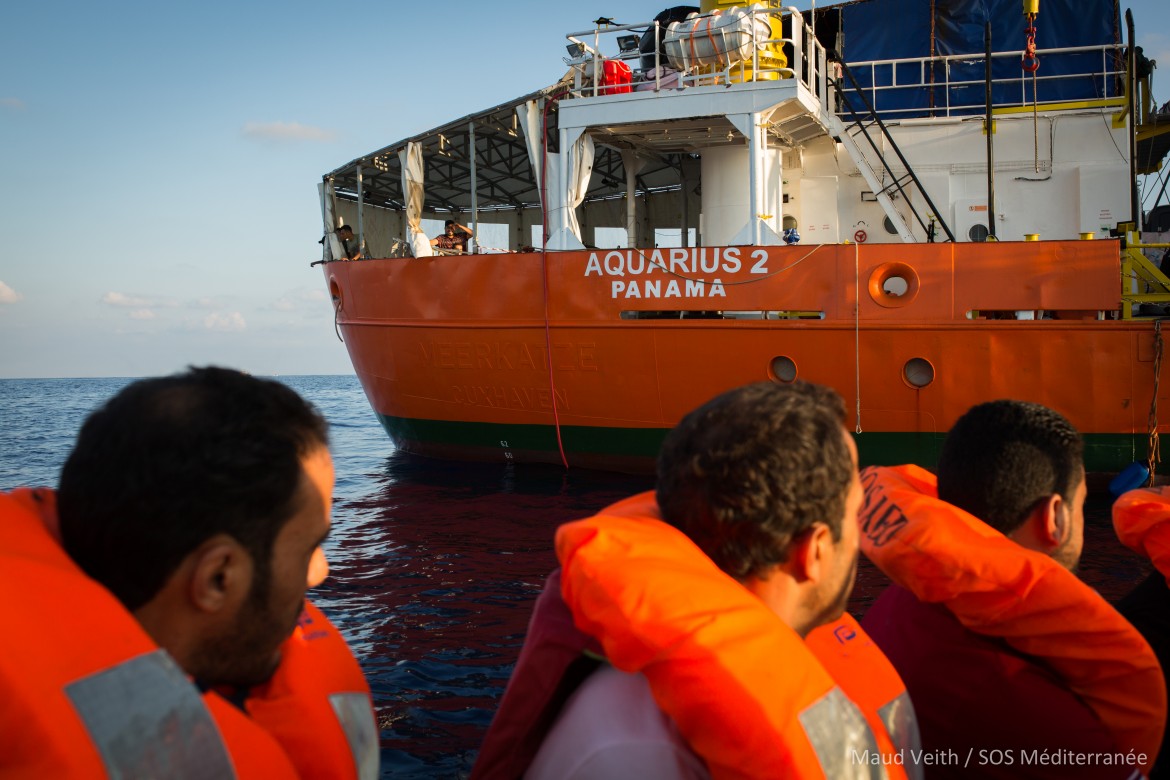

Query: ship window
[883,216,899,235]
[903,358,935,388]
[968,224,989,242]
[770,356,798,383]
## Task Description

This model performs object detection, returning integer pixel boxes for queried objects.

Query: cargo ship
[315,0,1170,474]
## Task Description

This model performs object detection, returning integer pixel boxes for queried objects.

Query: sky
[2,0,1168,378]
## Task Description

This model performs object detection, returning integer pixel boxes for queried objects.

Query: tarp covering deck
[839,0,1122,116]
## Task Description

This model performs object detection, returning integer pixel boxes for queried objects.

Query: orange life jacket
[860,465,1166,769]
[247,600,380,779]
[806,614,921,779]
[1113,486,1170,585]
[0,487,377,779]
[556,491,895,780]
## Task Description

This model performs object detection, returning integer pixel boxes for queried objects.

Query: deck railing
[841,43,1124,119]
[562,7,831,109]
[563,11,1123,121]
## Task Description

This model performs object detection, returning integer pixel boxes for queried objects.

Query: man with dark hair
[934,399,1085,569]
[654,380,859,633]
[2,367,378,778]
[57,366,333,688]
[862,400,1163,779]
[476,382,904,780]
[431,219,472,252]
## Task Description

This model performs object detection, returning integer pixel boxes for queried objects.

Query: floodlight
[617,35,639,53]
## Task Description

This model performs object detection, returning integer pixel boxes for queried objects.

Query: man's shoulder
[862,584,1122,775]
[525,666,709,780]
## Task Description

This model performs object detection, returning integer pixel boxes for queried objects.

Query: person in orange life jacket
[59,367,334,688]
[480,381,894,780]
[18,367,378,776]
[862,400,1162,779]
[1114,487,1170,778]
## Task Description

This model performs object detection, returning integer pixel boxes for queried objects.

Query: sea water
[0,375,1152,778]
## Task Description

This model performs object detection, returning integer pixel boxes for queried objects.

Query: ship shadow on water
[316,450,653,778]
[316,449,1153,779]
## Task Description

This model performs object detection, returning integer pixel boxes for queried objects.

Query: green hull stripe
[375,414,1150,473]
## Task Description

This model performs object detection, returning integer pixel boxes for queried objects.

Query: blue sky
[2,0,1168,378]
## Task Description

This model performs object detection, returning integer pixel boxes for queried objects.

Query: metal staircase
[822,59,956,244]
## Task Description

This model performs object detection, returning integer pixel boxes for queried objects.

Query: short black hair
[58,367,329,610]
[936,400,1083,534]
[444,219,456,226]
[656,381,852,580]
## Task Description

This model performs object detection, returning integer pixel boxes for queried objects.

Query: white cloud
[102,291,179,309]
[242,121,336,143]
[269,288,328,312]
[129,309,156,320]
[190,297,224,310]
[0,280,23,304]
[202,311,247,332]
[102,291,149,307]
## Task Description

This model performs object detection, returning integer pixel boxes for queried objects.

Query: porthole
[883,215,899,235]
[329,278,343,309]
[770,355,798,383]
[883,276,909,296]
[903,357,935,388]
[867,262,920,308]
[968,223,989,242]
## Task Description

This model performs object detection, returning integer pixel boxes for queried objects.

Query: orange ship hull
[324,240,1167,473]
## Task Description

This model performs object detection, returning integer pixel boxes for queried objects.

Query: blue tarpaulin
[838,0,1121,117]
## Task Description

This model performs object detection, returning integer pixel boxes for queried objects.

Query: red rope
[540,91,571,469]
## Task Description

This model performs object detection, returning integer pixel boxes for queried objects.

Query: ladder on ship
[821,60,956,244]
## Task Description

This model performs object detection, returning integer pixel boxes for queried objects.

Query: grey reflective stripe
[65,649,236,780]
[878,692,923,780]
[329,692,380,780]
[798,687,887,780]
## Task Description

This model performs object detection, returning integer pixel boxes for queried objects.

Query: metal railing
[562,6,830,108]
[563,15,1123,123]
[845,44,1125,119]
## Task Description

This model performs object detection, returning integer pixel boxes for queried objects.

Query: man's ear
[1033,494,1066,548]
[186,535,252,614]
[790,523,833,584]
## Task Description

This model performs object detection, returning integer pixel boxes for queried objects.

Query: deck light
[617,35,640,53]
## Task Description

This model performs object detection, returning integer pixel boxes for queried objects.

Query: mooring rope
[854,241,863,434]
[1148,319,1163,485]
[540,91,572,470]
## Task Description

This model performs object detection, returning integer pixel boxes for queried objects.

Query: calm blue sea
[0,375,1153,778]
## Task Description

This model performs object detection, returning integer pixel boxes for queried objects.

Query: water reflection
[315,451,651,777]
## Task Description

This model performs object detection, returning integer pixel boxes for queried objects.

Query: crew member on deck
[431,219,472,253]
